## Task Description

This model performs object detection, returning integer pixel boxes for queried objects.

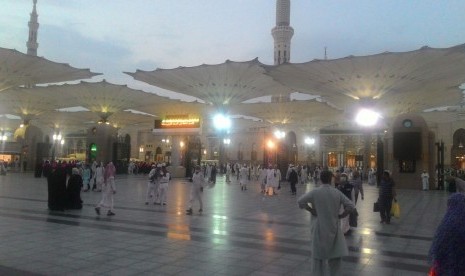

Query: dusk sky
[1,0,465,100]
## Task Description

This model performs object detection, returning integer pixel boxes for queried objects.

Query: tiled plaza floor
[0,171,448,275]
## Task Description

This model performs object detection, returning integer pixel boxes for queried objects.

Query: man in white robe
[421,170,429,191]
[266,165,281,195]
[297,170,354,276]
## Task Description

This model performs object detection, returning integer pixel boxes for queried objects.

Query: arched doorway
[451,128,465,169]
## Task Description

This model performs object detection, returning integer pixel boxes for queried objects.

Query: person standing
[421,170,430,191]
[352,171,364,205]
[93,162,104,192]
[47,162,67,211]
[368,168,376,186]
[378,171,397,224]
[66,168,83,209]
[266,165,281,195]
[210,164,217,184]
[300,165,308,185]
[145,164,160,205]
[239,164,249,191]
[90,161,97,190]
[156,164,170,206]
[314,166,321,185]
[95,162,116,216]
[337,173,354,234]
[259,165,267,194]
[186,166,205,215]
[297,170,355,276]
[225,163,232,183]
[428,193,465,275]
[82,163,91,192]
[288,165,298,196]
[0,161,6,176]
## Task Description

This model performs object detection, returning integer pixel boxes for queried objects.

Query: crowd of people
[37,158,465,275]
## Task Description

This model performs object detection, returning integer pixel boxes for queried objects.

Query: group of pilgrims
[46,160,116,216]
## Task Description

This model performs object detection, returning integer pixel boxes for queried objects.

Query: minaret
[271,0,294,65]
[26,0,39,56]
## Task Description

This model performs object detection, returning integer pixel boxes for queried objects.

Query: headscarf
[429,193,465,275]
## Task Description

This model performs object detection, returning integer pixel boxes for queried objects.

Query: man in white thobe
[421,170,429,191]
[186,166,205,215]
[239,164,249,190]
[297,170,355,276]
[266,165,281,195]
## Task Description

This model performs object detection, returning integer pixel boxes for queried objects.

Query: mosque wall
[387,114,435,190]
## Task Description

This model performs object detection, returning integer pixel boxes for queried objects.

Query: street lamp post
[51,133,64,161]
[213,113,231,169]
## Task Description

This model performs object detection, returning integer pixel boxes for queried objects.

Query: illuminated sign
[153,115,201,134]
[154,115,200,129]
[90,144,97,152]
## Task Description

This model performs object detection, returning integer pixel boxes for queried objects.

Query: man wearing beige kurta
[297,170,355,276]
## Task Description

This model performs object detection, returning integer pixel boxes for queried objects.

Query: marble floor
[0,171,447,275]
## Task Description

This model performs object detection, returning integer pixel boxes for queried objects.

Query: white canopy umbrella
[0,47,100,92]
[265,44,465,119]
[230,99,343,128]
[125,58,294,107]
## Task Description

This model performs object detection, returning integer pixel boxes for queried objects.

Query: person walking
[421,170,430,191]
[428,193,465,275]
[288,165,298,196]
[186,165,205,215]
[95,162,116,216]
[297,170,355,276]
[352,171,364,205]
[378,171,397,224]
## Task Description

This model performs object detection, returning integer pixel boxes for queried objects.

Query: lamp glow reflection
[355,108,380,127]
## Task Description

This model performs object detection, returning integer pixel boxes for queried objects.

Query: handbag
[373,202,380,212]
[390,200,400,218]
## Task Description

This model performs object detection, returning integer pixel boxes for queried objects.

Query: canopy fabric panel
[135,100,208,119]
[265,44,465,117]
[0,47,100,92]
[125,58,294,106]
[0,87,70,120]
[229,99,342,127]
